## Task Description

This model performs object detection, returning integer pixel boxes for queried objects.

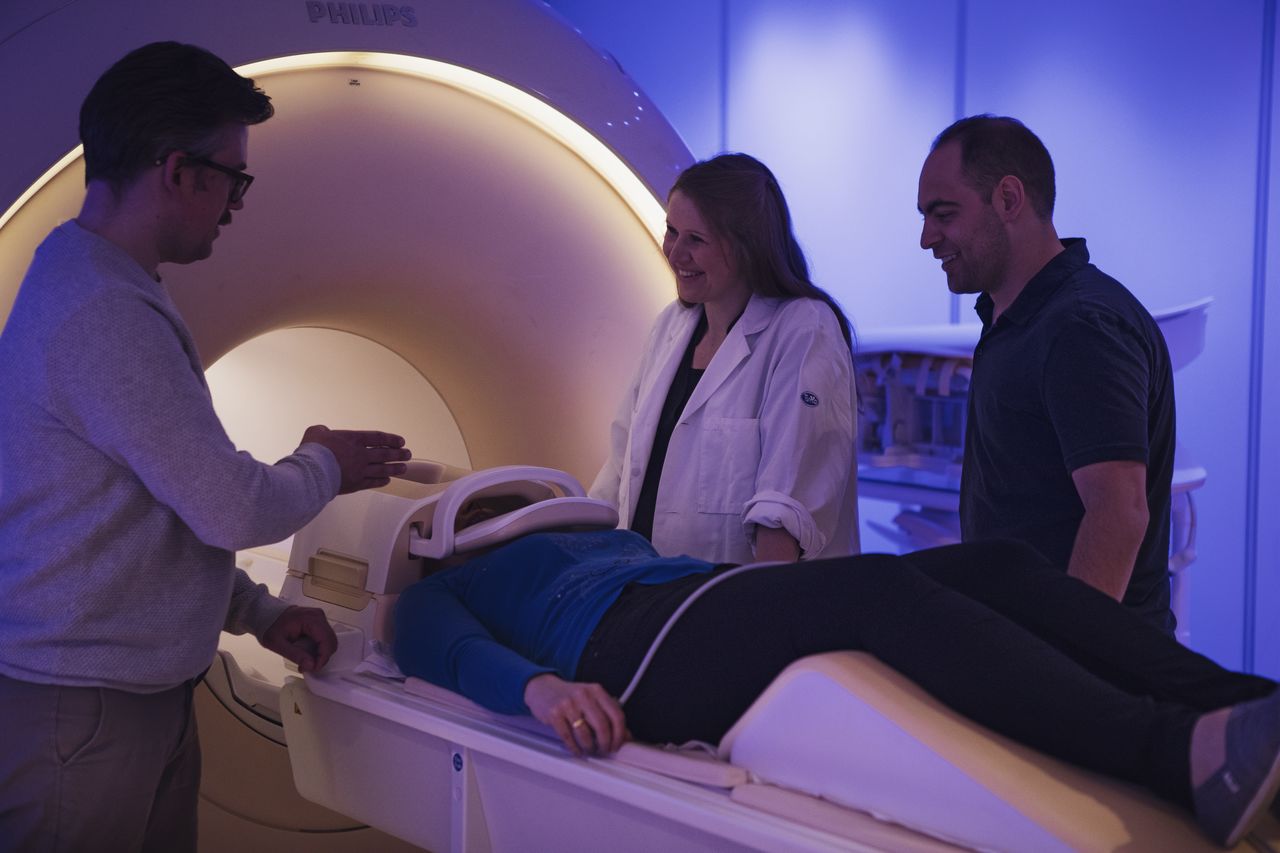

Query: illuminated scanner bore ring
[0,51,666,243]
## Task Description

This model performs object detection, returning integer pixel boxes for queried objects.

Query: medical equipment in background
[855,298,1211,644]
[272,462,1269,852]
[0,1,690,849]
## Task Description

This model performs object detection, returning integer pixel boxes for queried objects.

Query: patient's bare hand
[524,673,629,756]
[301,426,411,494]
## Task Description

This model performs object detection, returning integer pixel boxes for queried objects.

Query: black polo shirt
[961,238,1176,632]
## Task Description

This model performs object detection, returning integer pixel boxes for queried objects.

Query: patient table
[277,464,1278,852]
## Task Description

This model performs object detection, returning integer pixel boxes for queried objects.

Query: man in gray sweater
[0,43,411,851]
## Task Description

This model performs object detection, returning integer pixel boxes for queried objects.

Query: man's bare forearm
[1067,506,1146,600]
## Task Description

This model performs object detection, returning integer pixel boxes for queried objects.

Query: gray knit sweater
[0,221,340,692]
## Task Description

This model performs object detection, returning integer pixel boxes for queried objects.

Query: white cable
[618,560,786,705]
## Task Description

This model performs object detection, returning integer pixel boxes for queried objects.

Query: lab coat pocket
[696,417,761,514]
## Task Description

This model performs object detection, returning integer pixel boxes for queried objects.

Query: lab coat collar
[681,294,781,422]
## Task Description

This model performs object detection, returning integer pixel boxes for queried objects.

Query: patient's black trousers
[575,539,1275,808]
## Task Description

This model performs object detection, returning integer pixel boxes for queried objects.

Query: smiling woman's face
[661,190,745,309]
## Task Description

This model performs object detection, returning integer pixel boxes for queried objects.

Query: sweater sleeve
[393,573,554,715]
[225,569,292,638]
[44,292,341,552]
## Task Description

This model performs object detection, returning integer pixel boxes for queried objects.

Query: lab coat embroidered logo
[801,392,820,407]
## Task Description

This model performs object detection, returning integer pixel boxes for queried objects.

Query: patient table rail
[284,671,881,853]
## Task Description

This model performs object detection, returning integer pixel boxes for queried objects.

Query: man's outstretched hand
[302,425,411,494]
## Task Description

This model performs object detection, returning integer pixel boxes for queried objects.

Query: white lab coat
[590,295,860,564]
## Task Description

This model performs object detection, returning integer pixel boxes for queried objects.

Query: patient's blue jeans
[576,540,1275,809]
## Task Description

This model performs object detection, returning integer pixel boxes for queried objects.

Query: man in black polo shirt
[916,115,1176,633]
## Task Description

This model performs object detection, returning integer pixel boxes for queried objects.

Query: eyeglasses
[181,156,255,204]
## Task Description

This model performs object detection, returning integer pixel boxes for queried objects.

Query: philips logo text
[306,2,419,27]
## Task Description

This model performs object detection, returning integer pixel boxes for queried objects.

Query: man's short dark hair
[931,115,1056,219]
[79,42,273,189]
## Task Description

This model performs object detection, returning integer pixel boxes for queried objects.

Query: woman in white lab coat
[590,154,859,565]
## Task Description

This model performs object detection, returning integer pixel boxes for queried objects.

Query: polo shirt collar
[974,237,1089,327]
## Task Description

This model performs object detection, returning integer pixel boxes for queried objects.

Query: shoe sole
[1223,728,1280,847]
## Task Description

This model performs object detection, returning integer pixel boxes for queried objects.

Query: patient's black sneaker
[1193,689,1280,847]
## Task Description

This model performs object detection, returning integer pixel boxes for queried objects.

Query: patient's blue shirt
[393,530,714,715]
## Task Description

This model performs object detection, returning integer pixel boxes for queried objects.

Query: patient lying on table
[393,514,1280,848]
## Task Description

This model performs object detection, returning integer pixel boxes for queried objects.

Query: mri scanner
[3,2,1278,851]
[1,1,681,848]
